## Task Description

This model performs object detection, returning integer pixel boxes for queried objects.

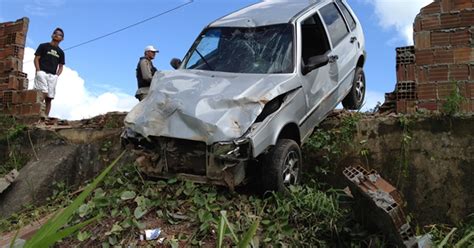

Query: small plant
[397,116,412,185]
[442,81,465,116]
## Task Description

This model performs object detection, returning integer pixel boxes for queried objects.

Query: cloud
[23,47,137,120]
[363,0,434,45]
[24,0,65,16]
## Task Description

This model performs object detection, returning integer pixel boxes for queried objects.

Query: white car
[122,0,366,192]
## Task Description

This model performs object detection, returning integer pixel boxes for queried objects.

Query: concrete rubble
[0,169,18,194]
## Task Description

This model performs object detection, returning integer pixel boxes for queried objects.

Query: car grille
[162,138,207,176]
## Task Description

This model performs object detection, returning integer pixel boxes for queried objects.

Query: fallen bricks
[343,166,421,247]
[0,169,18,194]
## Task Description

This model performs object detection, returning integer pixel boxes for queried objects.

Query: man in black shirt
[135,45,158,101]
[33,27,65,118]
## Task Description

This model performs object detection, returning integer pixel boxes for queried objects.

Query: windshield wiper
[195,49,214,71]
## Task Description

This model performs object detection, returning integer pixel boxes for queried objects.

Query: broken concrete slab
[0,169,19,194]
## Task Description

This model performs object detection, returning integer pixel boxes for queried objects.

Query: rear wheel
[342,67,365,110]
[262,139,302,194]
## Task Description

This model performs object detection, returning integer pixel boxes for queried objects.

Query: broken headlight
[213,138,251,162]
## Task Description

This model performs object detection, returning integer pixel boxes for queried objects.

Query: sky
[0,0,433,120]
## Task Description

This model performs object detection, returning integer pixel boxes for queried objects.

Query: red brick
[418,101,438,111]
[454,0,474,10]
[468,82,474,99]
[454,47,474,63]
[23,90,43,103]
[415,31,431,49]
[440,13,462,29]
[397,65,406,82]
[20,104,31,115]
[418,83,437,100]
[417,66,429,83]
[437,82,465,99]
[421,2,441,15]
[415,50,434,65]
[30,103,44,115]
[414,18,423,33]
[434,49,454,64]
[406,64,416,81]
[431,31,451,47]
[460,10,474,26]
[428,65,449,81]
[11,91,21,104]
[451,29,471,46]
[471,65,474,80]
[450,64,470,81]
[397,100,407,113]
[441,0,453,13]
[422,15,441,30]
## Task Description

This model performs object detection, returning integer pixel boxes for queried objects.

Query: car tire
[262,139,302,194]
[342,67,365,110]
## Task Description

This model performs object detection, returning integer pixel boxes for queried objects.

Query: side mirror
[302,54,329,75]
[170,58,182,69]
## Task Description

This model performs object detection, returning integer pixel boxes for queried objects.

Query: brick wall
[383,0,474,114]
[0,18,45,117]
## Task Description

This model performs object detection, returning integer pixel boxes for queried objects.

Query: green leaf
[77,231,91,242]
[134,206,147,219]
[24,151,126,248]
[120,191,136,201]
[217,211,227,248]
[238,219,260,248]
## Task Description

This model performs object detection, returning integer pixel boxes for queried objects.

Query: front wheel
[261,139,302,194]
[342,67,365,110]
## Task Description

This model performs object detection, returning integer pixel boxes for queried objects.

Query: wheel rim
[282,150,299,187]
[355,73,365,103]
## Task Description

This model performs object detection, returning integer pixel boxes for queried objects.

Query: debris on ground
[343,166,432,248]
[0,169,19,194]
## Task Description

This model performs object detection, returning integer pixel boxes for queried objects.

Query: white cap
[144,45,159,53]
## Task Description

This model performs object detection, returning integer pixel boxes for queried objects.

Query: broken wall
[0,18,45,117]
[382,0,474,113]
[318,114,474,225]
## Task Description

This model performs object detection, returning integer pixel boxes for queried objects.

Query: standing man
[135,45,158,101]
[33,27,65,118]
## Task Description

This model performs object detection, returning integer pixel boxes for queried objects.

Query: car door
[297,11,335,139]
[319,2,358,101]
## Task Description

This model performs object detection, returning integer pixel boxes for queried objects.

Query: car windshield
[184,24,294,74]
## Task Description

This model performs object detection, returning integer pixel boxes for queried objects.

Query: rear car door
[319,2,358,98]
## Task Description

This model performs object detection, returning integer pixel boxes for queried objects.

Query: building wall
[384,0,474,113]
[0,18,45,117]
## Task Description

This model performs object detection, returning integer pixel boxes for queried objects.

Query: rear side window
[320,3,349,47]
[336,0,356,30]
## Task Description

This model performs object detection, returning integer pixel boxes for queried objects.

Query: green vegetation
[442,81,466,116]
[0,115,28,177]
[397,115,412,184]
[304,113,363,174]
[428,215,474,247]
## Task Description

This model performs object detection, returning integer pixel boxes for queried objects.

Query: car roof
[209,0,325,28]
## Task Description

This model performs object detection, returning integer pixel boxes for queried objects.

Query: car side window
[320,3,349,47]
[301,14,330,65]
[336,0,357,31]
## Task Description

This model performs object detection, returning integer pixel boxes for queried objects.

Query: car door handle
[328,55,339,63]
[350,36,357,43]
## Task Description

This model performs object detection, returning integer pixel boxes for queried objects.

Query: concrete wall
[316,114,474,225]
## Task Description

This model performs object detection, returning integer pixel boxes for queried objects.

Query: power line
[64,0,193,51]
[23,0,193,63]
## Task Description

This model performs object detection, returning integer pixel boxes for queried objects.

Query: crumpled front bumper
[121,128,252,189]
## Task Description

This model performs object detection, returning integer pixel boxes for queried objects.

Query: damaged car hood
[124,70,299,144]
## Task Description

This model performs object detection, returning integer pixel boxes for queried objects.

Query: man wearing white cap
[135,45,158,101]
